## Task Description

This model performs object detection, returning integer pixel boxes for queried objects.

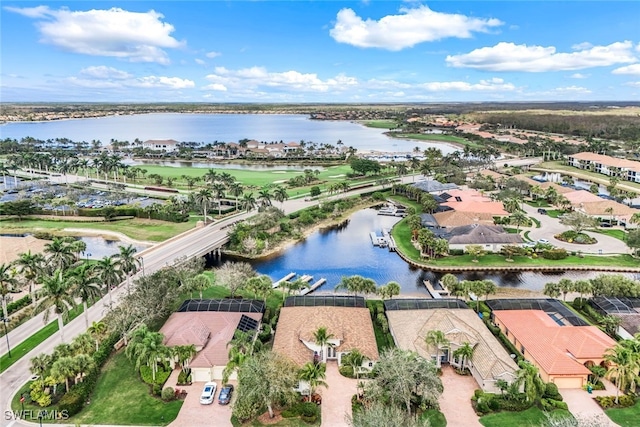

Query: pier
[300,278,327,296]
[272,272,296,289]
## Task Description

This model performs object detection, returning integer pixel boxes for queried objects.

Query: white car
[199,382,217,405]
[537,238,550,244]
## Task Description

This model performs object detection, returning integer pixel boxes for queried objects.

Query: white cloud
[79,66,132,80]
[553,85,591,94]
[624,81,640,87]
[205,67,358,93]
[195,59,206,65]
[133,76,194,89]
[329,5,503,50]
[572,42,593,50]
[612,64,640,75]
[5,6,183,64]
[205,51,221,58]
[446,41,637,72]
[570,73,589,79]
[419,77,515,92]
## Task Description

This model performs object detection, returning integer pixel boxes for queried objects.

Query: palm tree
[93,256,123,305]
[298,362,328,396]
[171,344,196,371]
[73,353,95,383]
[212,182,227,217]
[30,353,52,378]
[36,269,75,342]
[425,330,449,368]
[258,187,272,208]
[194,188,214,223]
[51,356,77,392]
[452,342,475,371]
[313,327,335,362]
[125,325,170,382]
[343,349,365,379]
[88,321,107,351]
[246,275,272,303]
[516,360,545,403]
[69,263,101,329]
[228,182,244,211]
[241,192,257,211]
[223,346,249,383]
[71,332,95,356]
[510,211,528,232]
[44,237,75,270]
[14,251,44,305]
[605,342,640,404]
[115,244,140,293]
[184,273,211,299]
[272,185,289,209]
[0,263,19,320]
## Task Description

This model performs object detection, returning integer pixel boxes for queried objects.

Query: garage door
[553,377,584,389]
[193,368,212,383]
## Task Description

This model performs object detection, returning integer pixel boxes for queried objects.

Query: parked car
[218,384,234,405]
[199,382,217,405]
[600,222,613,228]
[537,238,549,244]
[537,208,547,215]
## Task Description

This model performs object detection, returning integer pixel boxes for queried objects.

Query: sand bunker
[328,174,346,178]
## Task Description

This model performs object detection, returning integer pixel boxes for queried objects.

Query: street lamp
[1,317,11,358]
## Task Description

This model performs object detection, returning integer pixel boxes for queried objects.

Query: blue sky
[1,1,639,102]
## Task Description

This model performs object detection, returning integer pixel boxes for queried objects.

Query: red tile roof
[493,310,616,376]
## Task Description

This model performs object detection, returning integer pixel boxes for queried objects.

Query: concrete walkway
[521,204,630,255]
[321,362,358,427]
[438,366,482,427]
[167,381,233,427]
[559,379,621,427]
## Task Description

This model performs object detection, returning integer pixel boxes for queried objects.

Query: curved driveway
[521,204,629,255]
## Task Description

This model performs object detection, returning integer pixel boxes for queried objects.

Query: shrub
[58,391,84,416]
[281,409,297,418]
[543,383,563,401]
[152,384,162,396]
[449,249,464,256]
[617,395,636,407]
[140,365,171,386]
[301,415,317,424]
[6,295,32,315]
[258,324,272,343]
[339,365,355,378]
[161,387,176,401]
[542,248,569,260]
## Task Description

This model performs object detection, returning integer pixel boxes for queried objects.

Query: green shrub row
[281,401,320,419]
[139,365,172,386]
[595,395,636,409]
[541,248,569,260]
[7,294,32,316]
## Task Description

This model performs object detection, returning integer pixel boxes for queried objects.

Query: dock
[300,278,327,296]
[370,232,387,247]
[382,229,397,252]
[272,272,296,289]
[423,280,450,299]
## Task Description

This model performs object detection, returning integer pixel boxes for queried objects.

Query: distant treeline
[472,112,640,141]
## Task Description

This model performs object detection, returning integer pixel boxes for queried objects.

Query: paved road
[521,204,630,255]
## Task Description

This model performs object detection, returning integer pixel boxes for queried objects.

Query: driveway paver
[438,366,482,427]
[168,381,234,427]
[321,362,359,427]
[559,379,620,427]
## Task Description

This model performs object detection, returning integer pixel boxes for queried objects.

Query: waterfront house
[384,299,519,393]
[443,224,523,252]
[568,152,640,183]
[492,309,616,388]
[159,299,264,382]
[273,296,378,367]
[142,139,179,153]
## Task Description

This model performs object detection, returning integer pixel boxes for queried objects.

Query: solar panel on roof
[236,314,259,333]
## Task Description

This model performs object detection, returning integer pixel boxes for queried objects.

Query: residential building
[142,139,179,152]
[384,299,519,393]
[568,152,640,183]
[492,309,616,388]
[159,299,264,382]
[442,224,523,252]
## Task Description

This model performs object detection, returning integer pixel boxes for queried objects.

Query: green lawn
[0,216,199,242]
[525,200,550,208]
[420,409,447,427]
[70,351,182,425]
[590,228,627,242]
[1,305,84,373]
[479,407,573,427]
[546,210,564,218]
[605,400,640,427]
[360,120,398,129]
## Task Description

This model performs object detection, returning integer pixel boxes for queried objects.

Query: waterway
[0,113,458,154]
[232,209,639,296]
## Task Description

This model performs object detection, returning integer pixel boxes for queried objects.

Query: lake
[223,209,639,296]
[0,113,458,154]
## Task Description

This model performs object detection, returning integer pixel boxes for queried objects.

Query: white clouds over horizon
[5,5,183,64]
[446,41,637,72]
[329,5,502,50]
[612,64,640,75]
[70,66,194,89]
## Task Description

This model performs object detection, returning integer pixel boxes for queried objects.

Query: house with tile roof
[568,152,640,183]
[492,309,616,388]
[384,300,519,393]
[273,296,379,367]
[443,224,523,252]
[159,299,264,382]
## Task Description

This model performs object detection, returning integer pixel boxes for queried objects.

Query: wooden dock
[423,280,442,299]
[272,272,296,289]
[300,278,327,296]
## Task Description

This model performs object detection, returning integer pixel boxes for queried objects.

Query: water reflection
[221,209,639,296]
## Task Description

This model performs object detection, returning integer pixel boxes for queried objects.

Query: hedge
[7,295,32,316]
[140,365,172,386]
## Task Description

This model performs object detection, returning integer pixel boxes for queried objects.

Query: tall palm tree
[246,275,272,303]
[30,353,52,378]
[313,327,335,362]
[272,185,289,209]
[425,330,449,368]
[510,211,528,232]
[115,244,140,293]
[0,263,19,320]
[93,256,123,305]
[516,360,545,403]
[223,346,249,383]
[184,273,211,299]
[44,237,75,271]
[452,342,475,371]
[241,192,257,212]
[605,342,640,404]
[36,269,75,343]
[258,187,272,208]
[73,353,95,383]
[125,325,169,382]
[171,344,196,371]
[194,188,214,223]
[69,263,101,329]
[212,182,227,217]
[51,356,77,392]
[88,320,107,351]
[228,182,244,211]
[298,362,328,396]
